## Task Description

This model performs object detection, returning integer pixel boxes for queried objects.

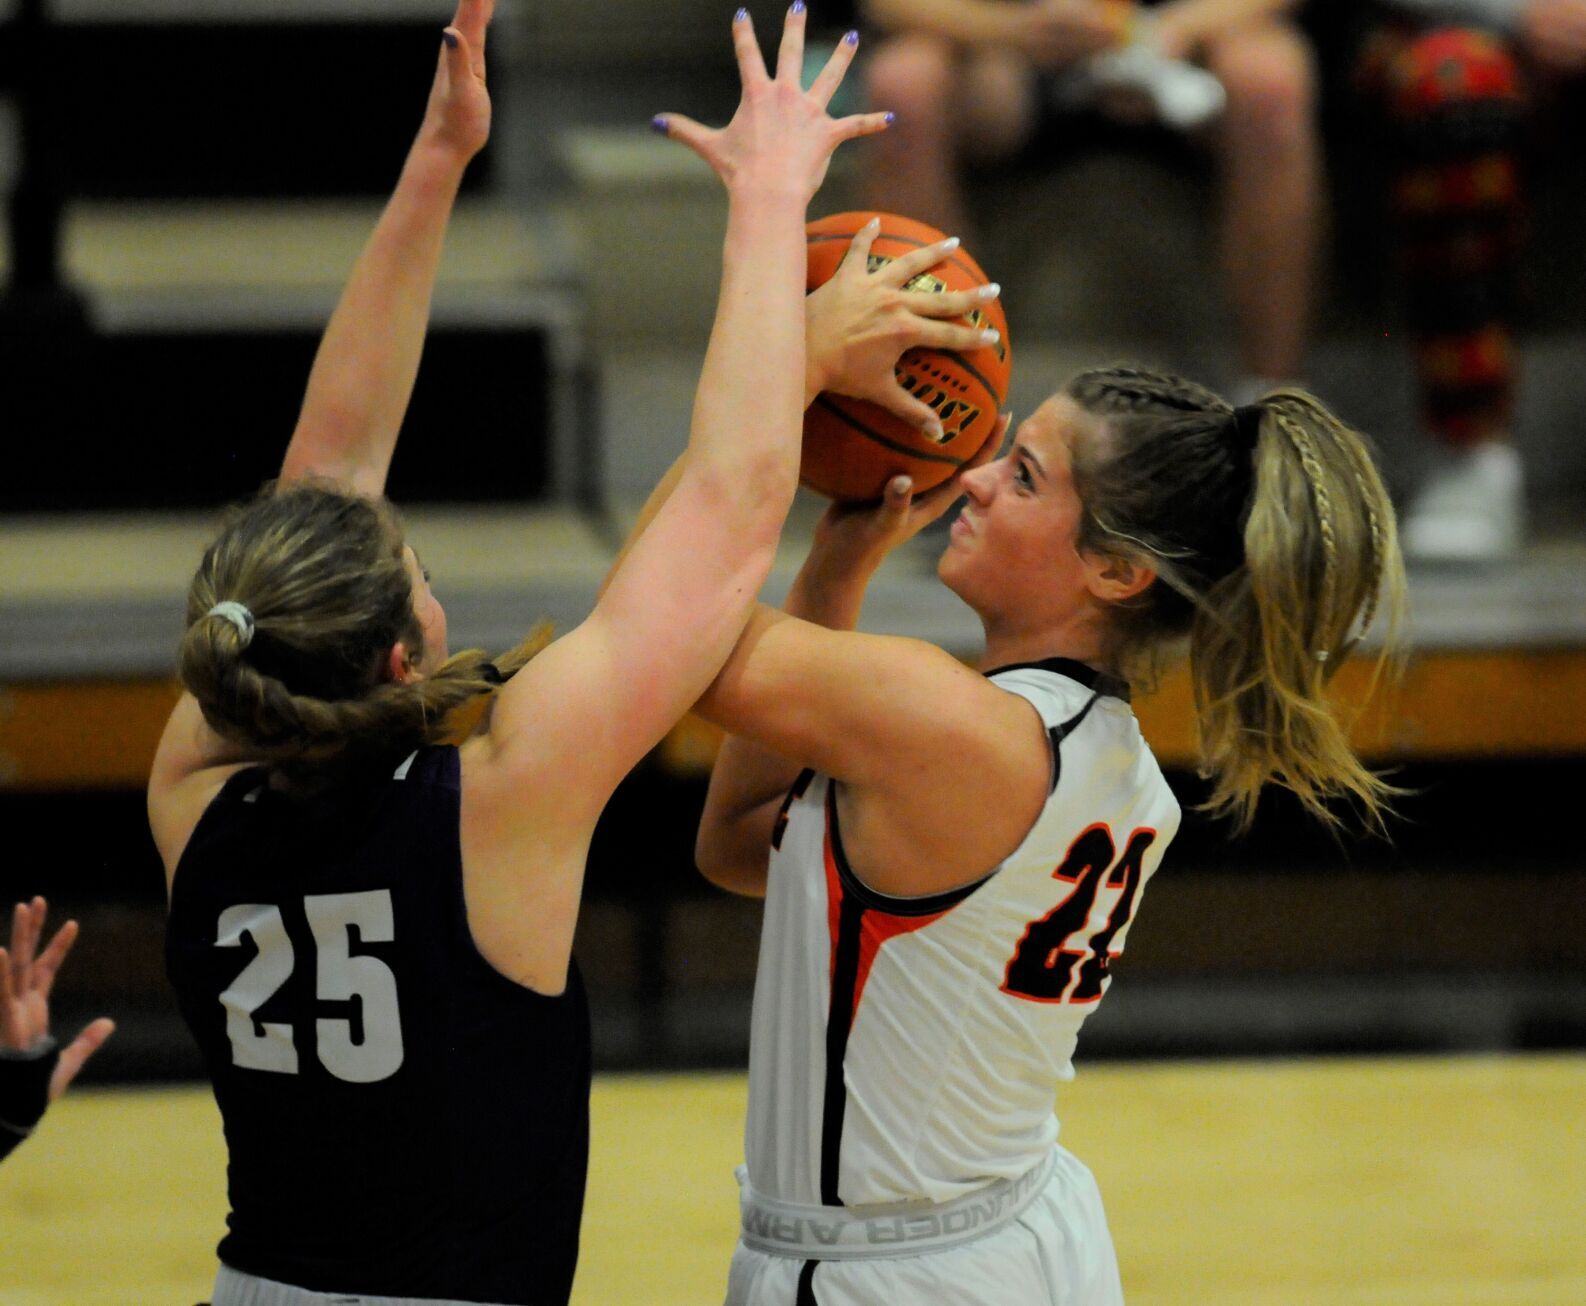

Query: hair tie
[1230,404,1264,455]
[207,601,255,648]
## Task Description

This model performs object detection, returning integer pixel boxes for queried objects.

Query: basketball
[803,212,1012,503]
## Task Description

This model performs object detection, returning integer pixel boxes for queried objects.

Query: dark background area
[1,325,552,511]
[6,752,1582,1085]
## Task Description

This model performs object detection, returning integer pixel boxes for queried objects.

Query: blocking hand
[421,0,494,162]
[657,7,892,201]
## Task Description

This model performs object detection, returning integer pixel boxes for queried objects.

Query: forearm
[606,316,826,602]
[683,187,808,525]
[783,543,880,633]
[279,138,471,495]
[0,1037,58,1163]
[865,0,1024,45]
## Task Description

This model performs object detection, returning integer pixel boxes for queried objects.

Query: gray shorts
[724,1146,1125,1306]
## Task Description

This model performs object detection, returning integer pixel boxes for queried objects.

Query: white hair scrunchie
[207,601,256,648]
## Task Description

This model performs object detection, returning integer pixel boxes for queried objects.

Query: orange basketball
[803,212,1011,503]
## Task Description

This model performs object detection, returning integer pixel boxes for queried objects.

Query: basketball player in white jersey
[620,348,1405,1296]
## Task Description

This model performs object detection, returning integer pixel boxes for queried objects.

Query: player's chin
[936,539,969,592]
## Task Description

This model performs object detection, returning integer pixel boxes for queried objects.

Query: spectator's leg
[1375,27,1529,560]
[1204,20,1321,400]
[863,34,1036,240]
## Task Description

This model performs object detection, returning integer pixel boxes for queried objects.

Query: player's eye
[1014,461,1035,491]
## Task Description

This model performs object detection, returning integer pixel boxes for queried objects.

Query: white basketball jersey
[742,658,1181,1209]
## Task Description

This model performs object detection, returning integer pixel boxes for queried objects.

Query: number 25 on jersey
[216,889,405,1084]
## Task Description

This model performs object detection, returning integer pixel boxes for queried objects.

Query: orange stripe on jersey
[817,781,986,1206]
[822,829,954,1032]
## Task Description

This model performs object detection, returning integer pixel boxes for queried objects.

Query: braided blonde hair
[180,482,550,787]
[1065,368,1408,833]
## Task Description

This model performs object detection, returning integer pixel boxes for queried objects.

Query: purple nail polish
[790,1,806,13]
[442,29,458,49]
[844,29,859,46]
[735,7,749,20]
[651,115,670,135]
[884,111,897,125]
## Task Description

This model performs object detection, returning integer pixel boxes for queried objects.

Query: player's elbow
[693,454,798,565]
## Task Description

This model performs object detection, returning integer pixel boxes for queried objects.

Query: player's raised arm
[150,0,494,860]
[458,8,890,986]
[694,424,1011,897]
[279,0,493,495]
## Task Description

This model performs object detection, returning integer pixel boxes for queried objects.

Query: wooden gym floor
[2,1054,1582,1306]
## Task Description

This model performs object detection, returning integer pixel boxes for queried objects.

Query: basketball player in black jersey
[148,5,900,1302]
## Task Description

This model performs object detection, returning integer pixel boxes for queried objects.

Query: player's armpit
[694,787,782,898]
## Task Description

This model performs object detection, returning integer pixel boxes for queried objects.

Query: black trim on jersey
[771,768,817,853]
[824,782,991,917]
[1046,691,1106,796]
[817,781,992,1207]
[796,1260,820,1305]
[821,890,865,1207]
[983,656,1131,703]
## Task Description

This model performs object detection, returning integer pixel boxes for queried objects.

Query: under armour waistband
[212,1265,515,1306]
[736,1149,1057,1261]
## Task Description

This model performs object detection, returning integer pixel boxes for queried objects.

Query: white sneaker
[1401,441,1526,564]
[1049,41,1228,132]
[1088,42,1228,131]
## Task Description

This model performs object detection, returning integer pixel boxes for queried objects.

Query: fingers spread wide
[732,9,771,87]
[807,28,859,109]
[775,3,808,84]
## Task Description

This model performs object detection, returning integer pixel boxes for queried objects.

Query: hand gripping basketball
[803,213,1012,502]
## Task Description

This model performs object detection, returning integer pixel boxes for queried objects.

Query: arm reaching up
[456,8,894,990]
[149,0,497,866]
[279,0,494,494]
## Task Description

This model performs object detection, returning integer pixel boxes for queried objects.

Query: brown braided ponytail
[1064,368,1408,833]
[180,481,550,786]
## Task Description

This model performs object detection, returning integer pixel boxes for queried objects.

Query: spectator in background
[0,898,116,1163]
[1351,0,1584,562]
[860,0,1322,408]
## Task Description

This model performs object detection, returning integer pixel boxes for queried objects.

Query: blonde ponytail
[181,482,551,785]
[1065,369,1407,832]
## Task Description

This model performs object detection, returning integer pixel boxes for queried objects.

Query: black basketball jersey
[166,746,589,1305]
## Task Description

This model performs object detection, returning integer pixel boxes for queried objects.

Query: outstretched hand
[656,7,892,200]
[807,219,1003,436]
[1,898,115,1103]
[811,413,1012,571]
[420,0,493,161]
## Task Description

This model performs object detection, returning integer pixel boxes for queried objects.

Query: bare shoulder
[147,762,252,889]
[838,678,1053,900]
[147,693,257,885]
[454,732,594,993]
